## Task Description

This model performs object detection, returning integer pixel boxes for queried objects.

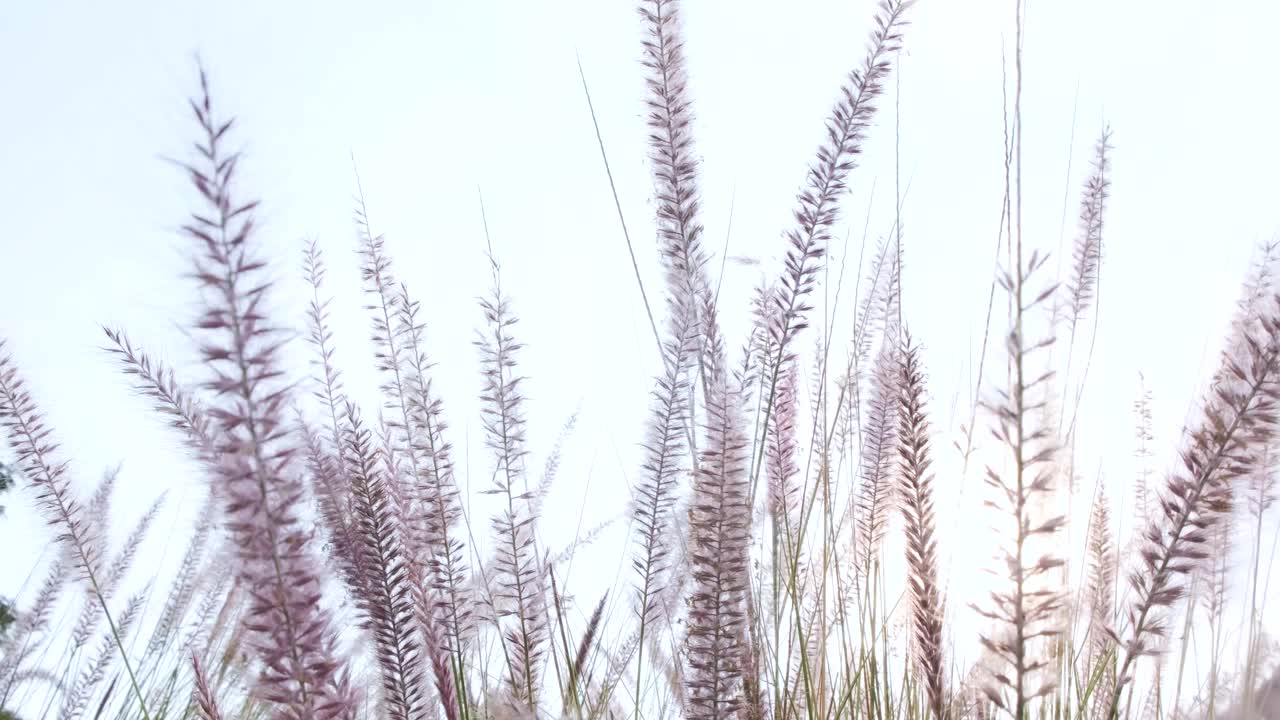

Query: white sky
[2,0,1280,713]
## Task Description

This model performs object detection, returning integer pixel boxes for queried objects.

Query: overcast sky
[2,0,1279,712]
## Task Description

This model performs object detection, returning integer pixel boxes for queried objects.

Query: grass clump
[1,2,1278,719]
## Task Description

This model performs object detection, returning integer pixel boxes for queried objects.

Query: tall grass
[1,1,1278,719]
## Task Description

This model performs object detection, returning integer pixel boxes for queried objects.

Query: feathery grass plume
[558,584,609,718]
[1231,241,1280,341]
[765,0,912,360]
[1085,486,1116,645]
[0,560,66,705]
[973,249,1066,718]
[102,327,216,456]
[1063,127,1112,333]
[766,357,801,537]
[475,248,545,711]
[0,345,156,717]
[300,241,365,587]
[1107,291,1280,718]
[571,593,609,698]
[531,411,579,524]
[71,466,119,636]
[1216,245,1280,707]
[589,630,644,715]
[755,4,912,560]
[3,668,65,703]
[420,610,461,720]
[628,244,698,715]
[60,586,147,720]
[184,561,237,662]
[834,235,900,464]
[550,517,619,570]
[635,17,724,662]
[843,231,894,350]
[300,420,366,600]
[102,331,229,661]
[895,332,945,720]
[1084,485,1116,714]
[394,282,473,658]
[1132,375,1155,544]
[0,345,104,585]
[834,370,861,463]
[102,329,231,659]
[748,283,783,449]
[879,237,905,344]
[807,322,830,433]
[72,491,165,649]
[638,0,717,369]
[339,402,426,720]
[178,66,356,718]
[148,489,217,658]
[744,284,776,383]
[855,338,901,578]
[354,188,423,510]
[86,466,119,528]
[683,315,752,720]
[100,325,223,618]
[684,395,751,719]
[191,652,225,720]
[104,330,222,456]
[107,490,164,588]
[1205,243,1280,418]
[353,198,464,671]
[302,240,348,455]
